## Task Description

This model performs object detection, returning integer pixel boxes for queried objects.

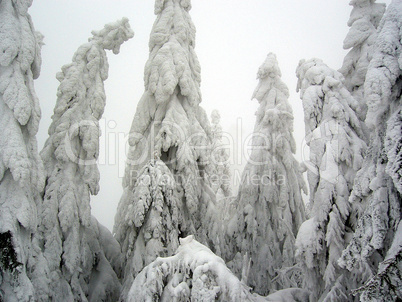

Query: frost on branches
[339,0,385,125]
[38,18,133,301]
[295,58,367,301]
[226,53,307,296]
[114,1,218,299]
[0,0,45,300]
[339,1,402,300]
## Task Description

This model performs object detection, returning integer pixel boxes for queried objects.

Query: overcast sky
[29,0,391,231]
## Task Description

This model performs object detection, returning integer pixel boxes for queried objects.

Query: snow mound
[128,235,254,301]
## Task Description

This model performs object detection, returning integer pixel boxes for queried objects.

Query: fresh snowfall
[0,0,401,301]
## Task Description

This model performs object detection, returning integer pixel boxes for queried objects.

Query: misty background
[29,0,391,231]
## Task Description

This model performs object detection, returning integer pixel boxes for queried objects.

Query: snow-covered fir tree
[127,235,310,302]
[226,53,307,296]
[210,110,232,198]
[339,0,402,300]
[339,0,385,126]
[113,0,223,299]
[295,58,368,301]
[38,18,133,301]
[0,1,46,300]
[113,1,219,299]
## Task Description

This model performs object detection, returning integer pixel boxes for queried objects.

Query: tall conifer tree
[39,18,133,301]
[228,53,306,295]
[295,58,367,301]
[113,1,217,299]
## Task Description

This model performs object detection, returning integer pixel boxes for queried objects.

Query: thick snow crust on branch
[295,58,367,301]
[0,0,45,300]
[38,18,133,301]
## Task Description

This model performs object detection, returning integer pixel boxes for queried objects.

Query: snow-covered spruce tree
[295,58,367,301]
[208,110,233,259]
[113,1,218,299]
[127,235,310,302]
[339,0,385,125]
[339,1,402,300]
[226,53,307,296]
[38,18,133,301]
[210,110,232,198]
[0,1,46,300]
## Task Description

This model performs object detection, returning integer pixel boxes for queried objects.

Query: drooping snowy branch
[295,58,367,301]
[38,18,133,301]
[0,0,45,300]
[226,53,307,295]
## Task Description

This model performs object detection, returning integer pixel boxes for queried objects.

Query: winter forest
[0,0,401,301]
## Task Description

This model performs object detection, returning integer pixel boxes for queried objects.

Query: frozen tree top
[296,58,363,139]
[46,17,133,162]
[256,52,282,80]
[347,0,385,29]
[252,52,289,102]
[90,17,134,54]
[211,109,221,125]
[145,0,201,105]
[155,0,192,14]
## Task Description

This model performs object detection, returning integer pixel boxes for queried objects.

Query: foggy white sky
[29,0,391,231]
